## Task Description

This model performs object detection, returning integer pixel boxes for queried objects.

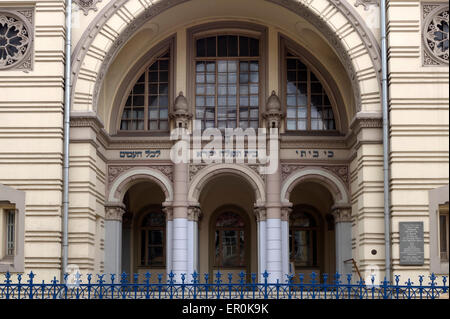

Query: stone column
[163,204,174,277]
[188,205,201,280]
[281,206,292,280]
[172,161,189,282]
[254,206,266,283]
[332,205,353,275]
[263,91,284,283]
[104,203,126,277]
[170,92,192,282]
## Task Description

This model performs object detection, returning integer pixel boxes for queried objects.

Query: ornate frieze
[0,9,33,71]
[422,4,449,66]
[73,0,102,16]
[189,164,206,181]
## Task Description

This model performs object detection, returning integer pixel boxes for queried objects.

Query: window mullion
[144,69,149,131]
[237,60,240,128]
[215,60,218,128]
[307,69,311,131]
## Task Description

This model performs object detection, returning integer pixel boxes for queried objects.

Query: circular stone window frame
[422,5,449,65]
[0,10,34,71]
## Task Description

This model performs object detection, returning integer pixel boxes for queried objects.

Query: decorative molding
[104,203,126,221]
[0,9,34,71]
[70,114,105,132]
[349,114,383,134]
[73,0,102,16]
[422,4,449,66]
[189,164,206,181]
[108,164,174,185]
[281,164,306,181]
[354,0,379,10]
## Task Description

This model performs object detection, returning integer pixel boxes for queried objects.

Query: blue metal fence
[0,271,448,300]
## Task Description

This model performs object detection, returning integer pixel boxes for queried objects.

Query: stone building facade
[0,0,448,283]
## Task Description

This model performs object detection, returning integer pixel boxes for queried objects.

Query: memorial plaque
[399,222,424,265]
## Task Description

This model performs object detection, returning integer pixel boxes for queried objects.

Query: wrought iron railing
[0,271,448,299]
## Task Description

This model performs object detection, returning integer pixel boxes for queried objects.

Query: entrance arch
[193,166,260,280]
[71,0,381,121]
[105,168,173,278]
[282,167,352,277]
[188,163,265,205]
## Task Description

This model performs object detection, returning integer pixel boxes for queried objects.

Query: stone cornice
[70,112,105,132]
[349,112,383,139]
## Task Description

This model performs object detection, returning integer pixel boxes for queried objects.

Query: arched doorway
[121,181,167,281]
[194,167,262,281]
[288,182,337,280]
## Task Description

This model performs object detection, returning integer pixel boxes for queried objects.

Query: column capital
[188,206,202,222]
[162,206,174,221]
[331,204,352,223]
[104,203,126,221]
[253,206,267,222]
[281,207,293,221]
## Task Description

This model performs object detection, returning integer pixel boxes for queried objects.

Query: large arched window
[119,50,170,132]
[139,210,165,267]
[194,34,261,130]
[289,210,319,267]
[214,211,246,268]
[284,50,337,132]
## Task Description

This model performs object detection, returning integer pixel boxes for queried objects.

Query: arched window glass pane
[216,211,245,228]
[290,212,315,227]
[214,211,246,268]
[141,211,166,227]
[140,210,166,267]
[120,51,170,131]
[289,210,318,267]
[195,35,260,130]
[286,53,336,131]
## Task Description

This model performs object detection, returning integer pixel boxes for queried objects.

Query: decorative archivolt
[108,167,174,203]
[70,0,381,115]
[280,167,350,205]
[187,163,266,204]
